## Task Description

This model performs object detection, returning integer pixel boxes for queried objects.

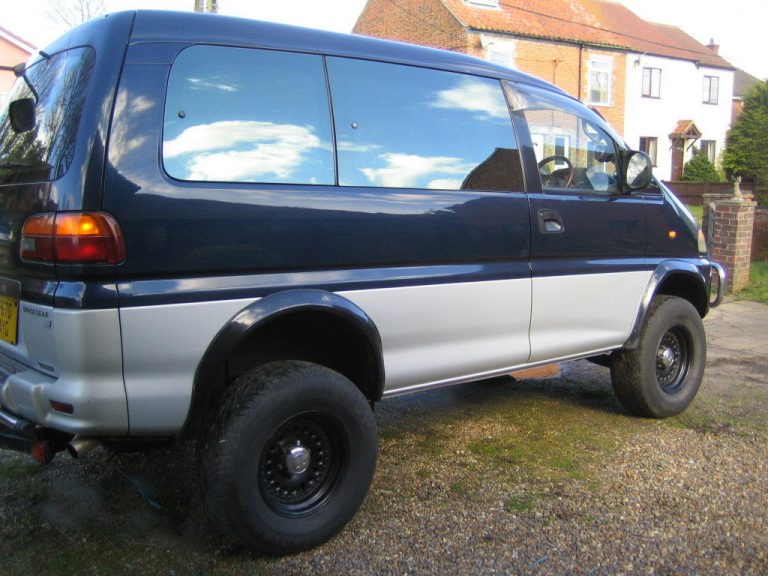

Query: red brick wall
[665,181,753,206]
[709,200,757,292]
[353,0,467,53]
[354,1,627,135]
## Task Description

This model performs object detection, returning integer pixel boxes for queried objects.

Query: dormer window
[466,0,500,8]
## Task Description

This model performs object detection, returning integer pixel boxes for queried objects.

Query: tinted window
[511,83,621,195]
[163,46,334,185]
[0,47,95,184]
[327,58,523,191]
[525,106,619,194]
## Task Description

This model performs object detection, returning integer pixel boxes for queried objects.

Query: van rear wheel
[610,296,706,418]
[201,361,377,554]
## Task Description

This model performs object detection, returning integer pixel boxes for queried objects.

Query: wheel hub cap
[286,444,311,475]
[657,346,675,371]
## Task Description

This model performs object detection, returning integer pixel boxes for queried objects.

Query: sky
[2,0,766,80]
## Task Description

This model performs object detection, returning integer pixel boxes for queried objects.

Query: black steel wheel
[202,361,377,555]
[259,414,343,516]
[611,295,706,418]
[655,327,692,394]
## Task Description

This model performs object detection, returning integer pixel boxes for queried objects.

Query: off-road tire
[201,361,377,554]
[610,295,706,418]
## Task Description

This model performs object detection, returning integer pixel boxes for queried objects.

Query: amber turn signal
[21,212,126,264]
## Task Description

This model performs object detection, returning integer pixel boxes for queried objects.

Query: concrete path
[704,300,768,359]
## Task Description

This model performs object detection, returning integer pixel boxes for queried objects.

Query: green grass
[738,261,768,304]
[462,395,631,486]
[504,494,536,513]
[686,204,703,225]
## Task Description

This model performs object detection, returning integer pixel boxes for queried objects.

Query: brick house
[0,27,35,107]
[732,68,762,124]
[354,0,734,181]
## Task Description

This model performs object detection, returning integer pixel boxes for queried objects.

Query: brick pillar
[709,199,757,293]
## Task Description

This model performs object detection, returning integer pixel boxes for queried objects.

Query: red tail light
[21,212,126,264]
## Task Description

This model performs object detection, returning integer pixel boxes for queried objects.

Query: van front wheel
[202,361,378,554]
[611,296,706,418]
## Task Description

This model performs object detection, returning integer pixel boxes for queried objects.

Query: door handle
[538,209,564,234]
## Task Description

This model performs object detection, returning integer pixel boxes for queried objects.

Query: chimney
[707,38,719,55]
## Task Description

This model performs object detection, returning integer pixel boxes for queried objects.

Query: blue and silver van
[0,10,723,554]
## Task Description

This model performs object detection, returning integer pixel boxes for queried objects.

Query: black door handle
[538,209,564,234]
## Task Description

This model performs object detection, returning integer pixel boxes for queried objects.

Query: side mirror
[623,150,653,190]
[9,98,36,133]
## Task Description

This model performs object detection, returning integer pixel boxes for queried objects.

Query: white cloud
[360,153,473,188]
[337,140,382,153]
[187,77,239,93]
[432,78,510,120]
[164,120,325,181]
[427,178,464,190]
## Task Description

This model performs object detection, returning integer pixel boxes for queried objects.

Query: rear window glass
[0,47,95,184]
[327,58,523,191]
[163,46,334,185]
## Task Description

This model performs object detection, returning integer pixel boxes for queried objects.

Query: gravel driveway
[1,301,767,575]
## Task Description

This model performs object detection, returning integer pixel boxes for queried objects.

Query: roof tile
[440,0,733,69]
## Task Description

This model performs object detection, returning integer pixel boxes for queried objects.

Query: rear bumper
[0,305,129,436]
[0,356,129,436]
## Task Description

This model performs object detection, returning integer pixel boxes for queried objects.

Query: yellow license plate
[0,277,20,346]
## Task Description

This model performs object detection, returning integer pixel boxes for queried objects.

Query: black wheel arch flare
[624,260,709,350]
[184,289,385,437]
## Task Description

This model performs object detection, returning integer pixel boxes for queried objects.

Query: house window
[639,136,658,166]
[703,75,719,104]
[588,57,612,106]
[700,140,716,163]
[642,67,661,98]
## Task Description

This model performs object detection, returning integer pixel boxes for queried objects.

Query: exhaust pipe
[66,436,100,459]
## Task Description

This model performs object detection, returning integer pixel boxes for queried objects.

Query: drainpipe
[577,43,584,100]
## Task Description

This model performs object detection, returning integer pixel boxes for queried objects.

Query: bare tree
[46,0,106,29]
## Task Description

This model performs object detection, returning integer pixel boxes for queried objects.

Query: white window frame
[700,140,717,163]
[530,133,545,163]
[587,56,613,106]
[703,75,719,105]
[481,35,515,68]
[639,136,658,166]
[641,67,661,99]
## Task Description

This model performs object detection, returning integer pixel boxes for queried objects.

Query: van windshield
[0,47,95,185]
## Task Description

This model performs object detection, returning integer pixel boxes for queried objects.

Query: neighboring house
[732,68,762,123]
[354,0,735,181]
[0,27,35,108]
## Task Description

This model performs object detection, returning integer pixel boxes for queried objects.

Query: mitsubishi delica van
[0,11,724,554]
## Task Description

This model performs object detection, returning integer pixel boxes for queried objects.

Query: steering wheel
[538,155,574,188]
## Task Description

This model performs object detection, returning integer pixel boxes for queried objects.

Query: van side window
[523,107,620,194]
[163,46,334,185]
[327,58,523,192]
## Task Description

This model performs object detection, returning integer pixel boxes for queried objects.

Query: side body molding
[186,289,385,434]
[624,260,708,349]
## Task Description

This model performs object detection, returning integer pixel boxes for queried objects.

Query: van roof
[109,10,568,97]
